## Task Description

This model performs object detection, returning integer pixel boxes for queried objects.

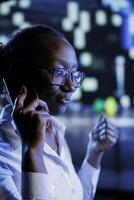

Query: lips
[56,96,70,105]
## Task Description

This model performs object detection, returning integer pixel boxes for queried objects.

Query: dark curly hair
[0,25,65,100]
[0,25,65,77]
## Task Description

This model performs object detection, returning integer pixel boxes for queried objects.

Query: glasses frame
[35,66,85,88]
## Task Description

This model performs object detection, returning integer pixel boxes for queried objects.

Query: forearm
[87,147,104,169]
[78,160,100,200]
[22,148,47,173]
[21,148,48,199]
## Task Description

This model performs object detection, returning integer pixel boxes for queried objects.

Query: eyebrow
[51,58,78,69]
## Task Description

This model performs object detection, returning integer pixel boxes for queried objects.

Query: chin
[49,104,68,116]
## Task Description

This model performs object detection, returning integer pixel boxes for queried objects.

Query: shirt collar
[43,116,66,157]
[51,116,66,143]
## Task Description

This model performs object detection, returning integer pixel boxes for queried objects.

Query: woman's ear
[21,81,38,107]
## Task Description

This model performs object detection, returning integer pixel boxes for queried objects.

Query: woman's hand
[91,114,119,152]
[12,85,52,152]
[12,85,54,172]
[87,114,119,169]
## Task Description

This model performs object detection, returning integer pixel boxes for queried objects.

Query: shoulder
[0,120,21,174]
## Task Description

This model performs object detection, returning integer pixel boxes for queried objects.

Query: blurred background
[0,0,134,199]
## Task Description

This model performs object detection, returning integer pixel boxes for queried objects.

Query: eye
[54,69,67,77]
[73,71,83,82]
[74,71,81,78]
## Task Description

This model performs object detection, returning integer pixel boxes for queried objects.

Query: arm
[78,114,119,200]
[13,85,49,173]
[0,156,22,200]
[12,85,54,199]
[0,159,50,200]
[87,114,119,169]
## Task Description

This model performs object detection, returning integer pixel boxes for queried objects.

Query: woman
[0,25,119,200]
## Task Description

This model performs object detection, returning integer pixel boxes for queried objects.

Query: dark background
[1,0,134,199]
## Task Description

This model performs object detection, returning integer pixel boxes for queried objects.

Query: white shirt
[0,105,100,200]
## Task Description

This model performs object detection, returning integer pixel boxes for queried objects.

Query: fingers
[99,112,106,122]
[94,115,106,129]
[105,125,119,139]
[95,122,119,138]
[30,111,54,133]
[22,99,49,114]
[12,85,27,120]
[13,85,49,115]
[13,85,27,112]
[99,134,117,149]
[33,112,52,126]
[92,115,119,143]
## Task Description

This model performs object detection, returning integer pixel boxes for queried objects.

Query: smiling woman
[0,25,119,200]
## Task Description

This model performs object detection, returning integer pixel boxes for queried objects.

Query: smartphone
[0,77,14,122]
[1,77,48,116]
[0,77,13,108]
[2,78,14,106]
[2,77,39,107]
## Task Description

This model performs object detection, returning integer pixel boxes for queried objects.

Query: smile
[56,97,70,105]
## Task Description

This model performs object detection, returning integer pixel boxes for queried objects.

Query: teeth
[58,98,69,103]
[61,99,68,103]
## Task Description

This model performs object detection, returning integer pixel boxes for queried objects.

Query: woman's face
[31,36,78,115]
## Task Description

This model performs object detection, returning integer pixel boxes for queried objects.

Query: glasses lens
[52,68,85,87]
[52,68,68,85]
[72,71,85,87]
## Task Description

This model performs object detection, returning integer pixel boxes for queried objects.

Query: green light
[93,98,104,113]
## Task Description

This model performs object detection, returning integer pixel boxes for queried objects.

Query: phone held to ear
[0,78,47,116]
[0,78,13,122]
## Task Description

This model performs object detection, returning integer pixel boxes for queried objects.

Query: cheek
[46,86,59,96]
[33,74,59,98]
[38,85,60,101]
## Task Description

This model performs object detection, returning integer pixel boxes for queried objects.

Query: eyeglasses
[36,67,85,88]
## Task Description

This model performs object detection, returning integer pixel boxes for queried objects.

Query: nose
[60,75,76,92]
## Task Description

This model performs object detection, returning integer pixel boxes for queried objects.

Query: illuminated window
[115,56,125,97]
[79,11,91,32]
[128,12,134,34]
[62,18,73,31]
[67,1,79,23]
[115,55,125,65]
[0,2,11,16]
[71,88,82,101]
[74,28,86,49]
[80,52,92,67]
[111,14,122,27]
[120,95,130,109]
[19,0,31,9]
[95,10,107,26]
[12,12,25,26]
[20,22,31,29]
[81,77,98,92]
[7,0,17,7]
[102,0,129,12]
[128,47,134,60]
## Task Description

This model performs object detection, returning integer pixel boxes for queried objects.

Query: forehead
[38,36,78,70]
